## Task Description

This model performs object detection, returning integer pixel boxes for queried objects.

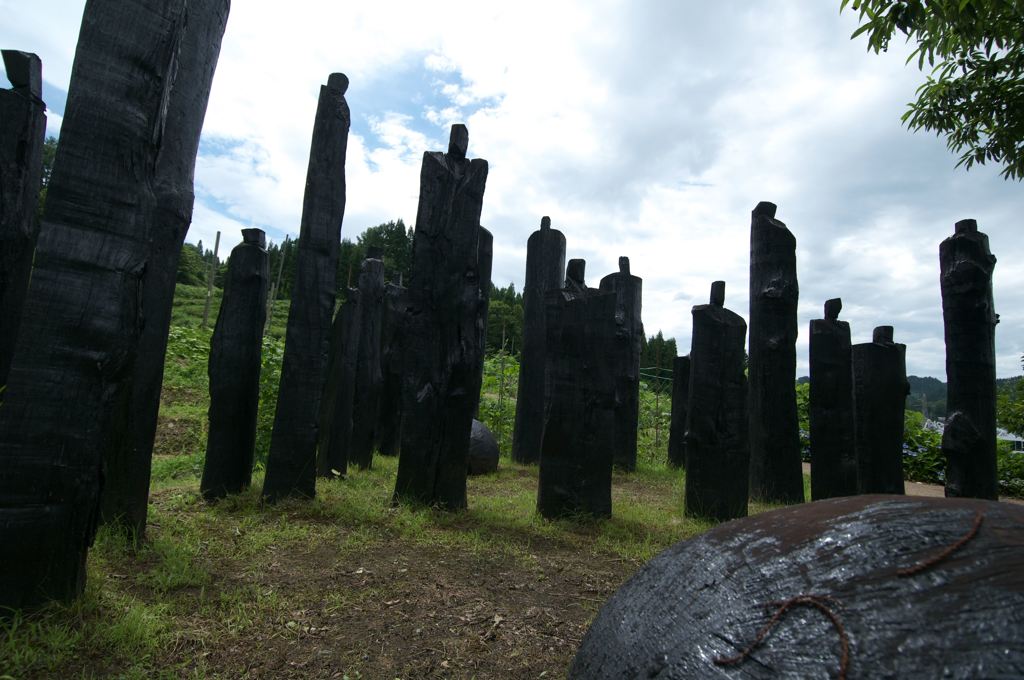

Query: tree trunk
[262,73,349,502]
[512,217,566,464]
[853,326,908,495]
[809,298,857,500]
[201,228,268,500]
[393,124,488,510]
[940,219,998,499]
[0,50,45,396]
[101,0,230,539]
[748,201,803,504]
[685,281,749,522]
[0,0,222,608]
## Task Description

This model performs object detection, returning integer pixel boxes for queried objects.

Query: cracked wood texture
[940,219,998,499]
[393,124,488,510]
[667,355,690,469]
[572,495,1024,678]
[376,283,408,457]
[748,201,803,504]
[684,282,749,522]
[511,216,566,464]
[809,298,857,500]
[0,50,45,396]
[201,229,268,501]
[598,257,643,472]
[853,326,909,495]
[349,257,385,470]
[0,0,228,608]
[102,0,230,538]
[538,289,618,519]
[262,73,349,502]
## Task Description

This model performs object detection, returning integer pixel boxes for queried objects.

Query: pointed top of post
[873,325,894,344]
[241,228,266,249]
[566,258,586,287]
[955,218,978,234]
[710,281,725,307]
[2,50,42,98]
[825,298,842,321]
[619,257,630,275]
[540,216,551,230]
[327,72,349,95]
[752,201,777,219]
[449,124,469,160]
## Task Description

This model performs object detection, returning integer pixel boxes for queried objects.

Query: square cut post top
[825,298,842,321]
[448,124,469,160]
[566,259,586,287]
[710,281,725,307]
[873,325,894,345]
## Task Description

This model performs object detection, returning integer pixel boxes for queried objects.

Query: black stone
[375,283,407,457]
[511,216,566,464]
[349,257,385,470]
[599,257,643,472]
[393,125,488,510]
[0,50,45,395]
[201,229,269,501]
[684,282,749,522]
[262,72,349,502]
[667,355,691,469]
[538,289,618,519]
[748,201,803,504]
[940,219,998,499]
[0,0,228,607]
[467,419,500,476]
[571,495,1024,678]
[809,298,856,500]
[853,326,909,495]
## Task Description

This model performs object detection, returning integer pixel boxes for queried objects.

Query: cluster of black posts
[0,0,1000,612]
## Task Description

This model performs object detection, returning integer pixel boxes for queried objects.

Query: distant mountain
[907,376,946,418]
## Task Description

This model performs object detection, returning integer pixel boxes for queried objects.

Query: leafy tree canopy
[843,0,1024,179]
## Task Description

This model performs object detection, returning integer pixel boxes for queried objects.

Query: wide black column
[853,326,909,495]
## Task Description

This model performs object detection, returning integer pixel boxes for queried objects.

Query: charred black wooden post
[470,226,493,418]
[941,219,998,499]
[262,73,350,502]
[376,283,407,457]
[599,257,643,472]
[103,0,231,538]
[809,298,856,500]
[564,258,589,298]
[0,50,45,395]
[684,282,749,521]
[349,257,385,470]
[317,289,360,479]
[0,0,227,608]
[667,355,691,468]
[393,124,489,509]
[201,228,269,501]
[853,326,909,495]
[748,201,803,504]
[538,290,618,519]
[511,216,566,464]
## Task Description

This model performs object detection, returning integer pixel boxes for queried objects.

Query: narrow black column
[667,355,691,469]
[599,257,643,472]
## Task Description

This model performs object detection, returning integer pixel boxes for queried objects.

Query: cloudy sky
[3,1,1022,378]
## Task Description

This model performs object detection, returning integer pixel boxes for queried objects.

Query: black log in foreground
[262,73,350,502]
[599,257,643,472]
[0,50,45,394]
[103,0,230,538]
[201,229,268,501]
[940,219,998,499]
[538,289,618,519]
[511,216,566,464]
[317,290,360,479]
[571,495,1024,678]
[393,125,488,509]
[667,354,691,468]
[349,257,385,470]
[809,298,856,500]
[0,0,227,607]
[376,283,408,457]
[748,201,803,504]
[853,326,909,495]
[684,281,749,522]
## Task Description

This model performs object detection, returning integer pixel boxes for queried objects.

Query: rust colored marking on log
[897,511,984,577]
[713,594,849,680]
